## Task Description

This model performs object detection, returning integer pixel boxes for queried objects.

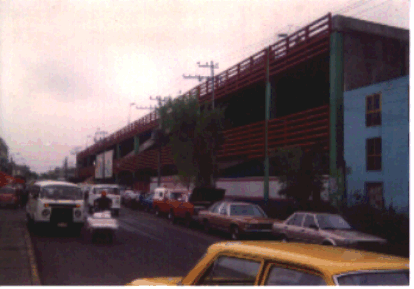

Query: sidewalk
[0,208,41,285]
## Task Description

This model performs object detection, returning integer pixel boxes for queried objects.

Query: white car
[26,180,85,231]
[87,184,121,216]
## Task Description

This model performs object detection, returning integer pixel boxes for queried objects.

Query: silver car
[272,212,387,252]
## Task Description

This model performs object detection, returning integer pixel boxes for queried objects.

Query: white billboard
[104,150,113,178]
[95,153,104,179]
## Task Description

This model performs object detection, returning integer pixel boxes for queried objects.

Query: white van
[87,184,121,216]
[26,180,85,231]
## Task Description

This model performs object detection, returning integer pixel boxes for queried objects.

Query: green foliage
[270,144,328,206]
[157,94,225,188]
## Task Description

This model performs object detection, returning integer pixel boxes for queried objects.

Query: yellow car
[128,241,409,286]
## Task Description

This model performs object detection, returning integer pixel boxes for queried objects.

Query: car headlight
[74,210,82,218]
[42,209,51,217]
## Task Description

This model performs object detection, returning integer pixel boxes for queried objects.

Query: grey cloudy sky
[0,0,410,173]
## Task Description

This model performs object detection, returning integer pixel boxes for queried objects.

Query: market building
[76,13,409,213]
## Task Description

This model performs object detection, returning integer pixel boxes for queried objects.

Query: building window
[366,93,381,127]
[366,182,384,209]
[366,138,381,171]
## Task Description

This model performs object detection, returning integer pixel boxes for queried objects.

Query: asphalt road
[29,207,225,285]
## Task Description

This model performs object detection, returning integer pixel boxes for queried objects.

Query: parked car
[152,187,225,227]
[271,212,387,252]
[26,180,85,232]
[122,190,135,207]
[0,185,21,209]
[141,193,154,212]
[127,241,409,286]
[152,187,190,217]
[129,191,148,210]
[198,201,275,240]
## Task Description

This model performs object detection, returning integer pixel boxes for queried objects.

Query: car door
[298,214,322,244]
[284,213,305,242]
[207,202,225,229]
[260,262,328,285]
[194,253,264,285]
[216,203,231,231]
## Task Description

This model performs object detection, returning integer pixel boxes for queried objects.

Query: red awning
[0,171,24,187]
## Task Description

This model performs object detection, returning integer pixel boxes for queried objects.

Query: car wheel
[322,241,333,246]
[203,220,210,233]
[281,235,288,243]
[231,226,240,240]
[155,207,160,217]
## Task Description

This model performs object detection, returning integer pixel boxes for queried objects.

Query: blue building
[344,75,409,214]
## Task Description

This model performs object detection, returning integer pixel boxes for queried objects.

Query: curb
[24,228,41,285]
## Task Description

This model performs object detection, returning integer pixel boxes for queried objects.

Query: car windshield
[230,204,267,217]
[40,185,83,200]
[316,214,352,230]
[336,270,409,285]
[95,187,120,195]
[170,192,184,200]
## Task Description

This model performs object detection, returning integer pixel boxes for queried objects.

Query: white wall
[150,175,333,201]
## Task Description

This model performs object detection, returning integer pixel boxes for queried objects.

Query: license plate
[57,222,68,227]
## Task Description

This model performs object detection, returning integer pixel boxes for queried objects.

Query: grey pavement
[0,208,41,285]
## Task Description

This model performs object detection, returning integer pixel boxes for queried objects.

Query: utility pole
[128,102,136,125]
[135,95,172,187]
[183,61,219,109]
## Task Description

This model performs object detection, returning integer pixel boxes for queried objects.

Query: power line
[183,61,219,109]
[350,0,394,18]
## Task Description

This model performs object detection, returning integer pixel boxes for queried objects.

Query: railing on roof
[218,105,329,159]
[78,13,331,160]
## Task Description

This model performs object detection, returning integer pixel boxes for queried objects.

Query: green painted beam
[116,144,121,159]
[134,135,140,155]
[264,47,271,206]
[329,31,345,205]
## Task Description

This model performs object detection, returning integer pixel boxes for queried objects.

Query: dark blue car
[141,193,154,212]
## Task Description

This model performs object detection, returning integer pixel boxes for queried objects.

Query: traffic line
[119,221,163,242]
[24,229,41,285]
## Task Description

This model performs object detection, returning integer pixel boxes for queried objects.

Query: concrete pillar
[329,31,346,205]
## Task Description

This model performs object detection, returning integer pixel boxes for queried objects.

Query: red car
[0,185,20,209]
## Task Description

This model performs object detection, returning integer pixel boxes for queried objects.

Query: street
[29,207,224,285]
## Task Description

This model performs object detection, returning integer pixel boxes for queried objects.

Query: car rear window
[336,270,409,285]
[95,187,120,195]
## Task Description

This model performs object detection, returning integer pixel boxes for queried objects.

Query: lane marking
[24,228,41,285]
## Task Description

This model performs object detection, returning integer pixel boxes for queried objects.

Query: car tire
[280,235,288,243]
[114,209,120,217]
[230,226,241,240]
[322,241,333,246]
[154,207,160,217]
[203,220,210,234]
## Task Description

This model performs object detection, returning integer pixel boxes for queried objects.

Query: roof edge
[332,14,409,42]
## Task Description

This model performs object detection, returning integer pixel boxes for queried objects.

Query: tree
[157,93,226,188]
[270,143,328,207]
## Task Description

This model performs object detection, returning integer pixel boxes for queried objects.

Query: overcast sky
[0,0,410,173]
